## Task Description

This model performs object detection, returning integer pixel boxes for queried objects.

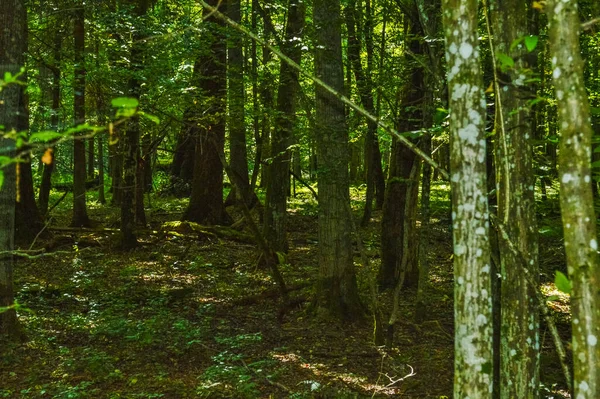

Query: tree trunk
[182,0,227,225]
[15,74,43,243]
[442,0,494,396]
[313,0,362,320]
[120,0,149,249]
[71,1,91,227]
[87,137,95,178]
[263,0,305,253]
[0,0,25,340]
[226,0,251,206]
[345,0,381,226]
[39,30,62,216]
[547,1,600,397]
[489,1,540,396]
[379,11,424,290]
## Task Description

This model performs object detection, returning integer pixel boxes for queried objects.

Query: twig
[289,170,318,201]
[582,17,600,31]
[383,364,416,387]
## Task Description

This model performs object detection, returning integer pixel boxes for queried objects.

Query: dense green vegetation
[0,0,599,397]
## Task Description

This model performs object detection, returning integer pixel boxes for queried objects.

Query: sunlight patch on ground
[540,282,570,315]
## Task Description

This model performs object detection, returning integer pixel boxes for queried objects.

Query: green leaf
[509,37,524,52]
[590,107,600,116]
[0,170,4,190]
[524,35,539,52]
[555,271,572,295]
[138,111,160,124]
[546,295,560,302]
[111,97,139,108]
[29,131,62,142]
[0,156,11,166]
[116,108,137,118]
[496,52,515,69]
[591,160,600,168]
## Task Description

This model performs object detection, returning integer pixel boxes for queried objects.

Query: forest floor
[0,182,572,398]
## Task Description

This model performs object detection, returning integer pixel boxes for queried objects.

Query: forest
[0,0,599,397]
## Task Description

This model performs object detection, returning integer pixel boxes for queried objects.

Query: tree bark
[121,0,149,248]
[182,0,228,225]
[442,0,494,396]
[313,0,362,320]
[226,0,251,207]
[489,1,540,396]
[71,1,91,227]
[0,0,25,339]
[264,0,306,253]
[547,1,600,397]
[379,9,424,290]
[39,30,62,216]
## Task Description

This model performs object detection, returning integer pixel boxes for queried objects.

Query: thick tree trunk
[0,0,25,339]
[182,0,227,225]
[71,2,91,227]
[226,0,251,207]
[264,0,305,253]
[442,0,494,396]
[15,73,43,243]
[313,0,362,320]
[547,1,600,397]
[489,1,540,397]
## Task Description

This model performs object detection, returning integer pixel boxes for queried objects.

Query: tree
[263,0,306,253]
[546,0,600,397]
[313,0,362,319]
[344,0,383,227]
[442,0,494,396]
[0,0,26,340]
[182,0,228,225]
[120,0,150,249]
[226,0,251,207]
[71,0,91,227]
[379,4,425,290]
[488,1,540,396]
[38,27,62,216]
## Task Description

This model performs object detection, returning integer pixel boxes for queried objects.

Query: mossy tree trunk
[442,0,494,396]
[547,1,600,397]
[488,0,540,397]
[313,0,362,320]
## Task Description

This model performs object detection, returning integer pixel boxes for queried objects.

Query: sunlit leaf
[138,111,160,124]
[555,271,571,295]
[111,97,139,108]
[524,35,539,52]
[29,131,62,142]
